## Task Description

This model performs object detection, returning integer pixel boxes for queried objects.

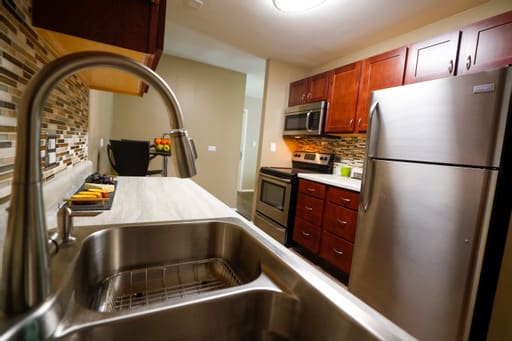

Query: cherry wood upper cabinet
[32,0,165,54]
[308,72,329,102]
[325,62,362,133]
[404,31,461,84]
[32,0,166,96]
[288,72,328,107]
[288,78,309,106]
[457,11,512,76]
[356,47,408,132]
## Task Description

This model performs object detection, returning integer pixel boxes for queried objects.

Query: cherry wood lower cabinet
[319,231,354,274]
[293,217,321,254]
[323,202,357,242]
[293,179,360,277]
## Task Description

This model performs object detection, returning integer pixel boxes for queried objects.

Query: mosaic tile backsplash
[285,135,366,168]
[0,0,89,201]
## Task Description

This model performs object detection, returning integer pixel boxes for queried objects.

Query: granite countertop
[73,176,238,227]
[298,173,362,192]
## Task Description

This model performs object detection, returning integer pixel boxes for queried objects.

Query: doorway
[236,94,263,219]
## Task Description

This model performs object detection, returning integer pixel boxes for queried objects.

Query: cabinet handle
[302,231,311,237]
[336,219,347,225]
[306,188,316,192]
[333,248,344,255]
[307,92,312,101]
[358,118,362,128]
[301,93,306,103]
[349,119,353,128]
[305,206,313,211]
[340,197,351,203]
[465,55,472,71]
[448,59,454,74]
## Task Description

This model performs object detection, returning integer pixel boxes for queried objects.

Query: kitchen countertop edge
[298,173,362,192]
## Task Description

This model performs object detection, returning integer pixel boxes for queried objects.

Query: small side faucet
[0,51,198,317]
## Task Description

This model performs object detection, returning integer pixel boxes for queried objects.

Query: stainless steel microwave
[283,100,327,136]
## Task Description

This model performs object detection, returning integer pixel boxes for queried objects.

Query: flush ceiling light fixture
[273,0,327,12]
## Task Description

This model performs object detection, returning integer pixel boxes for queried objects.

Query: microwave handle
[305,111,312,131]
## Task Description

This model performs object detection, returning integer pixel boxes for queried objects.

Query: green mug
[341,165,352,177]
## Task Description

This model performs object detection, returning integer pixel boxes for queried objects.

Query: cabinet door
[296,193,324,225]
[325,62,362,133]
[308,72,329,102]
[457,11,512,76]
[327,187,359,210]
[288,78,309,106]
[356,47,407,133]
[293,217,321,253]
[299,179,326,199]
[404,31,461,84]
[320,231,354,274]
[323,202,358,242]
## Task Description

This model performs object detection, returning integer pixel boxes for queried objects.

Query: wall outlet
[208,145,217,152]
[270,142,276,152]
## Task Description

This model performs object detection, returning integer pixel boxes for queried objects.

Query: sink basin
[1,218,414,340]
[73,221,261,312]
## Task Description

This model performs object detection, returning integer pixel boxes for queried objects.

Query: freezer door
[349,159,498,341]
[368,66,511,167]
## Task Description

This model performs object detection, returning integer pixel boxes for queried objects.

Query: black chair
[107,139,162,176]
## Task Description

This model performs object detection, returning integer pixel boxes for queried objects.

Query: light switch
[208,145,217,152]
[270,142,277,152]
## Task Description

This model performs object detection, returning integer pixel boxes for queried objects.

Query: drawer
[299,179,326,199]
[327,187,359,210]
[296,193,324,225]
[323,202,358,242]
[293,217,321,253]
[320,231,354,274]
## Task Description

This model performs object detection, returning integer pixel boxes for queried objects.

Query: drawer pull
[340,197,351,203]
[302,231,311,237]
[306,188,316,192]
[336,219,347,225]
[305,206,313,211]
[333,248,344,255]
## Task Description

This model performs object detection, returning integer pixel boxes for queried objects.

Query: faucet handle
[57,204,103,244]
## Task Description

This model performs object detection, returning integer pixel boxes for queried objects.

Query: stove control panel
[292,151,333,166]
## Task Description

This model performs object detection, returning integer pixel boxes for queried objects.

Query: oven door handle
[259,173,292,184]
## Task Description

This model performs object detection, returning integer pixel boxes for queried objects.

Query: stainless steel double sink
[1,218,414,340]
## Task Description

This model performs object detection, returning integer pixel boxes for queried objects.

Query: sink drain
[95,258,243,312]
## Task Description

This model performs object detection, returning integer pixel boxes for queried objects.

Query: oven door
[256,172,292,227]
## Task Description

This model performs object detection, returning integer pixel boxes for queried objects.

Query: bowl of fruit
[153,137,171,155]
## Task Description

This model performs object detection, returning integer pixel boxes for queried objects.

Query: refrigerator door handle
[361,101,379,212]
[367,101,379,157]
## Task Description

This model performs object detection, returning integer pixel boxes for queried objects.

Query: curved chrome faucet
[0,51,197,316]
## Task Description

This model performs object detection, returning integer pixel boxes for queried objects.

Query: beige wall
[110,55,246,207]
[313,0,512,73]
[258,60,309,168]
[88,90,114,174]
[241,96,263,190]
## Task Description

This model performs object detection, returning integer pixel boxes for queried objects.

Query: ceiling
[164,0,488,77]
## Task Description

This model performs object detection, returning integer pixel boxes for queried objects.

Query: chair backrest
[108,139,151,176]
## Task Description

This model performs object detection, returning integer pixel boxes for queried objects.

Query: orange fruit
[154,137,162,145]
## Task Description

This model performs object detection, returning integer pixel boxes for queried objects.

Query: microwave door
[283,109,323,136]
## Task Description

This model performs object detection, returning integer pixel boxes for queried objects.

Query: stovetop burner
[260,152,334,178]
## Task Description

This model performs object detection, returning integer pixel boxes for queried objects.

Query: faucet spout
[0,51,197,316]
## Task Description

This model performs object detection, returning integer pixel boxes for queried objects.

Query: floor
[236,190,254,220]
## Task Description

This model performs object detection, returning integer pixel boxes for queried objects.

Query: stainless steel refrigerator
[349,66,512,341]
